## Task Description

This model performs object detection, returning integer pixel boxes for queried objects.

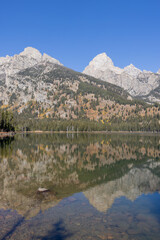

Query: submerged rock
[37,187,49,193]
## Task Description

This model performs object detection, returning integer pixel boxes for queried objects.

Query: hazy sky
[0,0,160,72]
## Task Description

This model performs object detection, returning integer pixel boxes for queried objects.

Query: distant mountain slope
[0,47,62,79]
[0,47,135,118]
[0,59,135,119]
[1,47,160,129]
[83,53,160,102]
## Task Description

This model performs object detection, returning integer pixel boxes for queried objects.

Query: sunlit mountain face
[0,133,160,239]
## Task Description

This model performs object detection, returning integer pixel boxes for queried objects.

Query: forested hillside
[1,48,160,132]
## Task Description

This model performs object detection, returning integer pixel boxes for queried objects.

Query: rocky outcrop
[0,48,66,106]
[83,53,160,99]
[0,47,160,113]
[0,47,62,78]
[0,47,64,107]
[0,48,133,119]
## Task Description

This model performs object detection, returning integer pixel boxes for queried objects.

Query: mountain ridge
[83,53,160,101]
[1,47,160,132]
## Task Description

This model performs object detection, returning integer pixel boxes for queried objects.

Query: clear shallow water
[0,133,160,240]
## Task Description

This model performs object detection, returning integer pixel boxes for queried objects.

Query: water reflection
[84,167,160,212]
[0,133,160,239]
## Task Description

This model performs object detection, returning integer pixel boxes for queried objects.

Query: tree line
[1,108,160,132]
[0,110,15,132]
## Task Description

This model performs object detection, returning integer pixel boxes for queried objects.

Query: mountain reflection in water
[0,133,160,240]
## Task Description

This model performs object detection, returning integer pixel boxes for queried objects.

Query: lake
[0,133,160,240]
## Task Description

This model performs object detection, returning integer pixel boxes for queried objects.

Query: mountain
[0,47,134,120]
[83,53,160,102]
[1,47,160,131]
[0,47,62,77]
[0,47,62,106]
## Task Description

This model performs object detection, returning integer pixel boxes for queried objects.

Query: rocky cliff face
[0,47,63,105]
[83,53,160,102]
[1,48,160,105]
[0,47,62,78]
[1,47,136,120]
[1,47,160,121]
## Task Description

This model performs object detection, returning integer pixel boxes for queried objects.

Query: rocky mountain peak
[83,53,160,98]
[0,47,62,74]
[87,53,114,69]
[19,47,42,60]
[123,64,142,77]
[42,53,63,65]
[158,69,160,74]
[0,47,62,66]
[83,53,123,78]
[19,47,62,66]
[0,47,63,88]
[0,55,11,65]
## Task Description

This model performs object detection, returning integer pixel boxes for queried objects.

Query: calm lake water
[0,133,160,240]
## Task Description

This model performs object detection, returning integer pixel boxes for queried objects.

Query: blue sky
[0,0,160,72]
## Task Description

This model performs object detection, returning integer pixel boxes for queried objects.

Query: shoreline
[1,131,160,138]
[0,132,15,138]
[16,130,160,135]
